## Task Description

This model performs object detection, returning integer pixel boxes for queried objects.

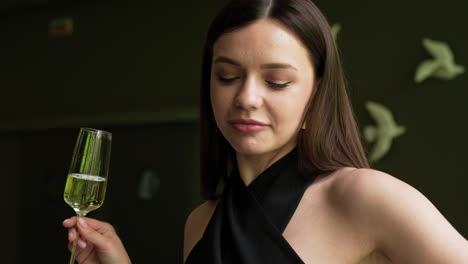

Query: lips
[228,118,269,133]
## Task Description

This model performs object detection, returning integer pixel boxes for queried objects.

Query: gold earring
[301,121,306,130]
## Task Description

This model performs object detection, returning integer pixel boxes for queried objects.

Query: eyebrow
[213,56,298,71]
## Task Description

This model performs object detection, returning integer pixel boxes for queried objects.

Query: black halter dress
[185,150,319,264]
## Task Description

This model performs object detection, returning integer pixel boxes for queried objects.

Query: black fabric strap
[186,150,318,264]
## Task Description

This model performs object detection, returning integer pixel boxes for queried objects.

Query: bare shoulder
[326,167,458,224]
[327,168,468,263]
[327,168,409,208]
[183,198,220,262]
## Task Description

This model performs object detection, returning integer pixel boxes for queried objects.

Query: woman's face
[210,19,316,157]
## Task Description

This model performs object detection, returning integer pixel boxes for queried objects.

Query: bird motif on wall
[414,38,465,83]
[364,101,406,162]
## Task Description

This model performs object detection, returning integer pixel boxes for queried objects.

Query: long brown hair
[199,0,369,200]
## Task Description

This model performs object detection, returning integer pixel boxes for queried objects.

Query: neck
[236,144,296,186]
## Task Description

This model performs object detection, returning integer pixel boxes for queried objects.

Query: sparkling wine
[64,173,107,215]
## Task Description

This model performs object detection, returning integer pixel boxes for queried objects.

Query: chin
[227,135,297,159]
[228,139,272,156]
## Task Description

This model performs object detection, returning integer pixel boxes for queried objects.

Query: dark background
[1,0,467,263]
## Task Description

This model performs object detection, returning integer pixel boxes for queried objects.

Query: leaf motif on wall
[331,23,341,40]
[364,101,406,162]
[415,38,465,83]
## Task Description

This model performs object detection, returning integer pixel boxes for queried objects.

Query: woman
[63,0,468,263]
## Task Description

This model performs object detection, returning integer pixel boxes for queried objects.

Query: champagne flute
[64,128,112,264]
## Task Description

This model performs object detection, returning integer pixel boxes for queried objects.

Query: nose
[234,77,263,110]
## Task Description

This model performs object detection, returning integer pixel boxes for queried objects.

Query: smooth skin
[183,19,468,263]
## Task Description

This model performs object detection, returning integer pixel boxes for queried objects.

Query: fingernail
[77,239,87,249]
[78,218,88,228]
[62,219,69,224]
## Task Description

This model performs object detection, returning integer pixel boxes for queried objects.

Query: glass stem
[69,212,85,264]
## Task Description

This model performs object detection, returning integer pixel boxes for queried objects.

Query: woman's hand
[63,217,132,264]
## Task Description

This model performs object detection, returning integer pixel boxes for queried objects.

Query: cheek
[273,86,313,130]
[210,84,230,119]
[296,79,315,114]
[277,103,303,127]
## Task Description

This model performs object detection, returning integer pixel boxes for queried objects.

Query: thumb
[76,217,114,250]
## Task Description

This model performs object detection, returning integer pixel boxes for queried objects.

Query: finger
[68,239,93,253]
[76,218,114,250]
[68,227,77,242]
[64,217,114,235]
[78,217,115,234]
[77,238,87,249]
[62,217,77,228]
